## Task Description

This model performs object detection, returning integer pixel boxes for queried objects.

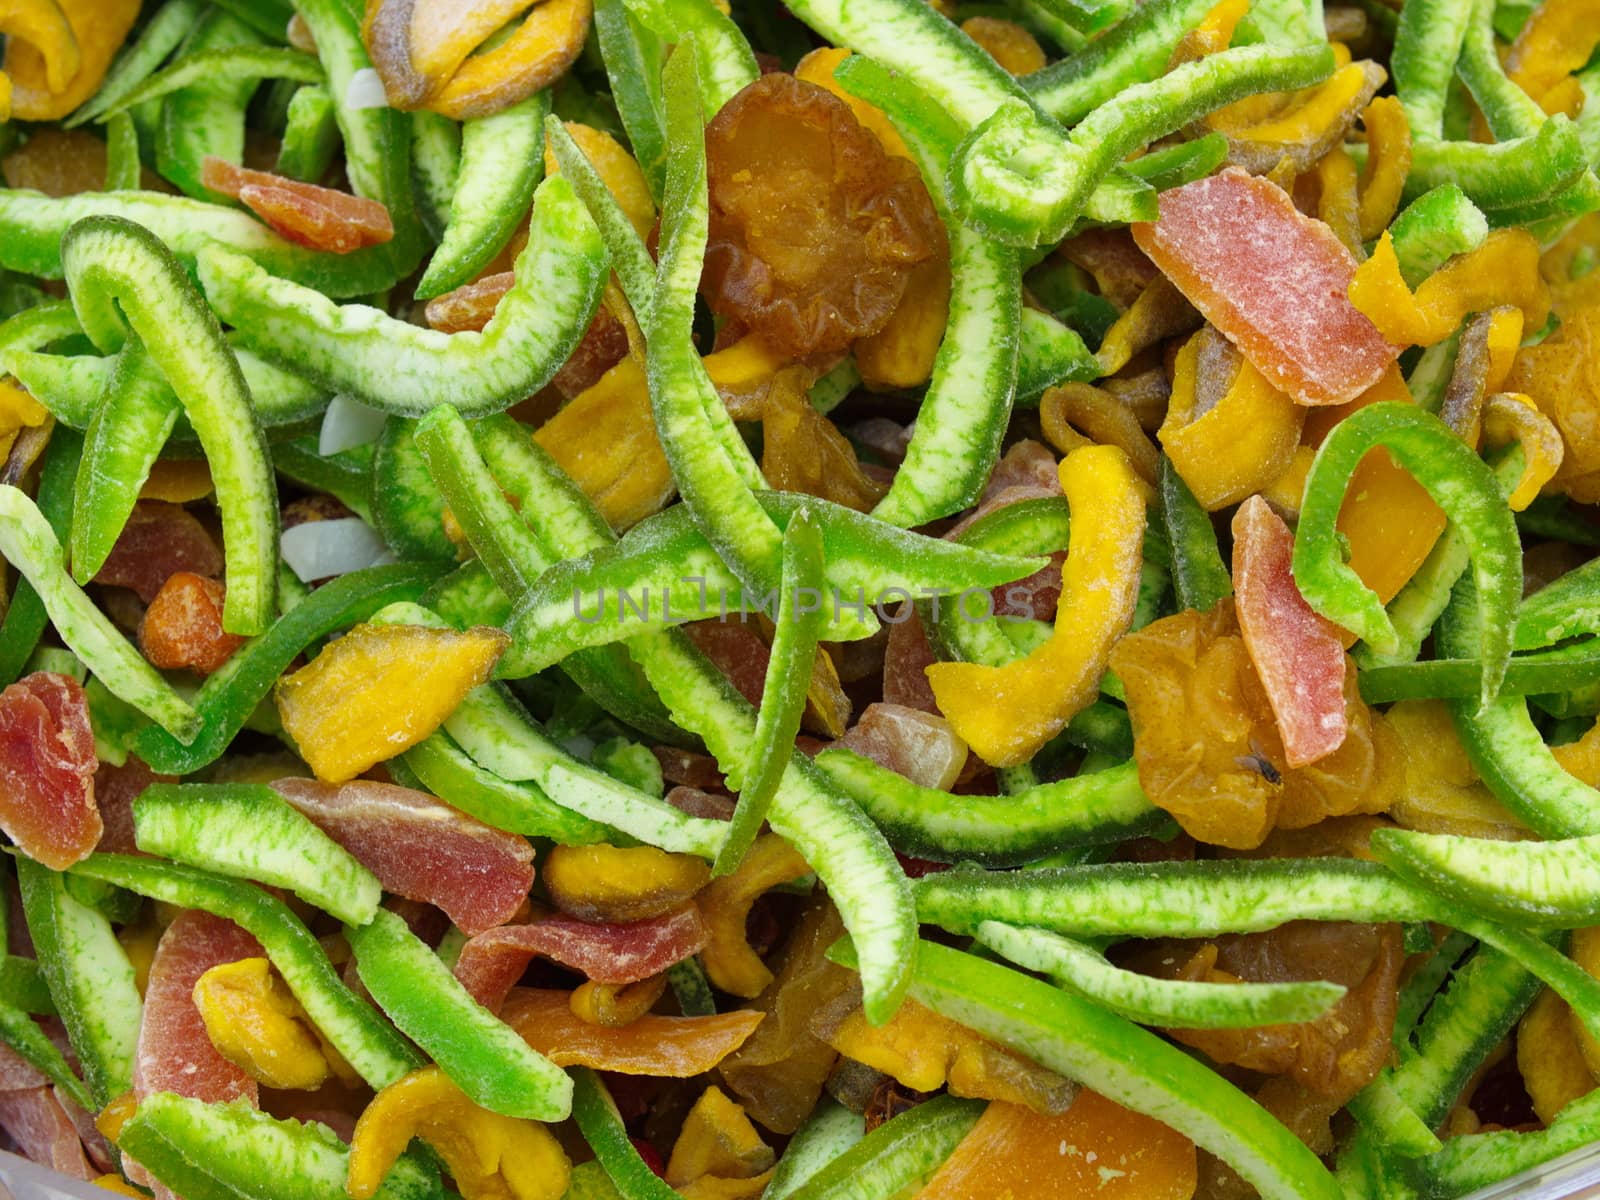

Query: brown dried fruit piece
[1130,919,1404,1103]
[1110,602,1402,850]
[703,74,942,357]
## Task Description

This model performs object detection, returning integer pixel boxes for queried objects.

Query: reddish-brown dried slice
[0,673,100,870]
[0,1088,92,1180]
[271,778,534,937]
[130,911,262,1196]
[135,912,262,1108]
[95,757,170,855]
[835,703,967,791]
[93,502,223,603]
[883,609,939,714]
[0,1041,48,1092]
[201,157,393,253]
[138,572,245,676]
[454,905,708,1013]
[654,747,725,791]
[1232,496,1348,768]
[502,988,763,1075]
[1132,168,1400,406]
[682,621,769,708]
[553,305,630,400]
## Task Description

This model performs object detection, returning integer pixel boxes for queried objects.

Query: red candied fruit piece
[93,502,223,603]
[453,905,709,1014]
[95,756,172,854]
[682,620,770,707]
[271,778,534,936]
[138,572,246,676]
[0,673,100,870]
[632,1138,668,1178]
[201,156,393,254]
[134,911,262,1110]
[128,912,262,1197]
[1232,496,1349,768]
[1132,168,1400,406]
[0,1089,92,1180]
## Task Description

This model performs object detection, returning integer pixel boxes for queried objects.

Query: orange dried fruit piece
[793,46,912,161]
[423,0,592,120]
[274,622,507,783]
[717,900,851,1134]
[1159,329,1304,511]
[202,156,394,254]
[1350,228,1550,349]
[920,1094,1198,1200]
[855,254,951,390]
[139,572,246,677]
[1567,927,1600,1081]
[502,988,764,1075]
[960,15,1046,75]
[138,459,215,504]
[927,445,1146,768]
[722,361,887,512]
[704,73,942,357]
[0,378,47,466]
[820,995,1076,1114]
[1133,168,1401,406]
[533,356,676,530]
[1387,700,1530,840]
[1519,987,1597,1123]
[570,975,668,1028]
[542,843,711,923]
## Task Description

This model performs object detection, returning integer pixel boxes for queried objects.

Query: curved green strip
[16,858,140,1109]
[816,751,1166,867]
[119,1094,441,1200]
[199,175,607,416]
[96,46,324,122]
[61,215,278,633]
[347,909,571,1121]
[415,90,549,299]
[834,938,1345,1200]
[784,1095,983,1200]
[916,858,1435,938]
[715,509,827,876]
[1437,573,1600,838]
[0,190,401,297]
[647,45,781,592]
[973,921,1345,1029]
[134,783,382,926]
[500,493,1043,675]
[1294,403,1520,706]
[70,338,180,582]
